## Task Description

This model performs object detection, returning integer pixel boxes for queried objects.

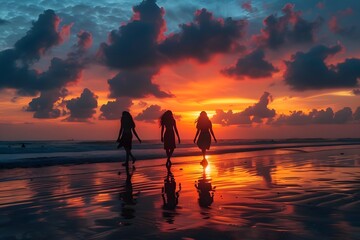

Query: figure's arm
[210,126,217,143]
[194,129,199,143]
[174,121,180,144]
[161,125,164,142]
[132,128,142,143]
[117,125,123,142]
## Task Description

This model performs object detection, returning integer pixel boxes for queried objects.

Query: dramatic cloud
[134,104,165,123]
[0,18,9,25]
[273,107,358,125]
[0,10,86,97]
[222,49,278,79]
[284,44,360,90]
[354,107,360,120]
[255,3,322,49]
[328,8,360,40]
[25,88,68,119]
[65,88,98,122]
[158,8,247,62]
[107,68,172,98]
[333,107,353,124]
[68,31,93,59]
[14,9,70,62]
[241,1,255,13]
[211,109,251,126]
[212,92,276,125]
[98,0,165,69]
[353,89,360,95]
[242,92,276,122]
[99,0,247,69]
[99,97,133,120]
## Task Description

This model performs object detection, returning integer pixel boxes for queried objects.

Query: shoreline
[1,141,360,169]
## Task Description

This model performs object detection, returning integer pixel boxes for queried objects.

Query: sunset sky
[0,0,359,140]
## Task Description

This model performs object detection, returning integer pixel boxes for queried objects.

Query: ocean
[1,138,359,168]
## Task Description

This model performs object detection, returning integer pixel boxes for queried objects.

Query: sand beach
[1,144,360,240]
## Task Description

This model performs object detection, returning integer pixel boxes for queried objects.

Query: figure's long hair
[121,111,135,128]
[160,110,174,126]
[195,111,211,129]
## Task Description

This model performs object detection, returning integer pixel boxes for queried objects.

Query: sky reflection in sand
[0,146,360,239]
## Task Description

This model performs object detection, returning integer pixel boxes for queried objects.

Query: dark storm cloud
[98,0,165,69]
[328,8,360,40]
[221,49,278,79]
[242,92,276,120]
[284,44,360,90]
[354,107,360,120]
[255,3,322,49]
[211,109,251,126]
[65,88,98,122]
[134,104,165,123]
[99,0,247,69]
[241,1,256,13]
[0,18,9,25]
[328,16,359,38]
[25,88,68,119]
[68,31,93,58]
[333,107,353,124]
[0,10,87,97]
[353,89,360,95]
[14,9,69,62]
[99,0,247,99]
[158,8,247,63]
[107,68,172,98]
[211,92,276,125]
[99,97,133,120]
[17,30,89,96]
[0,48,38,95]
[273,107,357,125]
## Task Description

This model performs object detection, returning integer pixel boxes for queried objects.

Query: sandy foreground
[1,145,360,240]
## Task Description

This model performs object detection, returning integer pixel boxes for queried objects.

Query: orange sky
[0,0,359,140]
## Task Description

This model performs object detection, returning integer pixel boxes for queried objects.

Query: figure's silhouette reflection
[119,165,138,221]
[195,165,216,208]
[161,164,181,224]
[161,164,181,210]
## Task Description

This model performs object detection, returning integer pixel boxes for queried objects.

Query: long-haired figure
[194,111,217,162]
[117,111,141,166]
[160,110,180,165]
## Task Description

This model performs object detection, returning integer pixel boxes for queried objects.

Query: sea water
[0,138,359,168]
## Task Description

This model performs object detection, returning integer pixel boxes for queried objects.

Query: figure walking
[160,110,180,166]
[193,111,217,164]
[117,111,141,166]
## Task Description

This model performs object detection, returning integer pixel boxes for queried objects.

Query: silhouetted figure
[119,165,138,221]
[193,111,217,165]
[117,111,141,166]
[195,169,215,208]
[160,110,180,166]
[161,165,181,210]
[21,143,26,148]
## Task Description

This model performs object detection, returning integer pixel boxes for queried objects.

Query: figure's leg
[129,151,136,163]
[202,149,206,160]
[169,148,174,159]
[200,149,208,167]
[122,149,130,166]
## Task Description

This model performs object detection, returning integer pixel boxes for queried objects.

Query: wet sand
[1,145,360,240]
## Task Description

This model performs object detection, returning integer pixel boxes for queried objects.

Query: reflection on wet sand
[119,165,138,223]
[195,159,216,208]
[161,165,181,210]
[161,164,181,224]
[0,146,360,239]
